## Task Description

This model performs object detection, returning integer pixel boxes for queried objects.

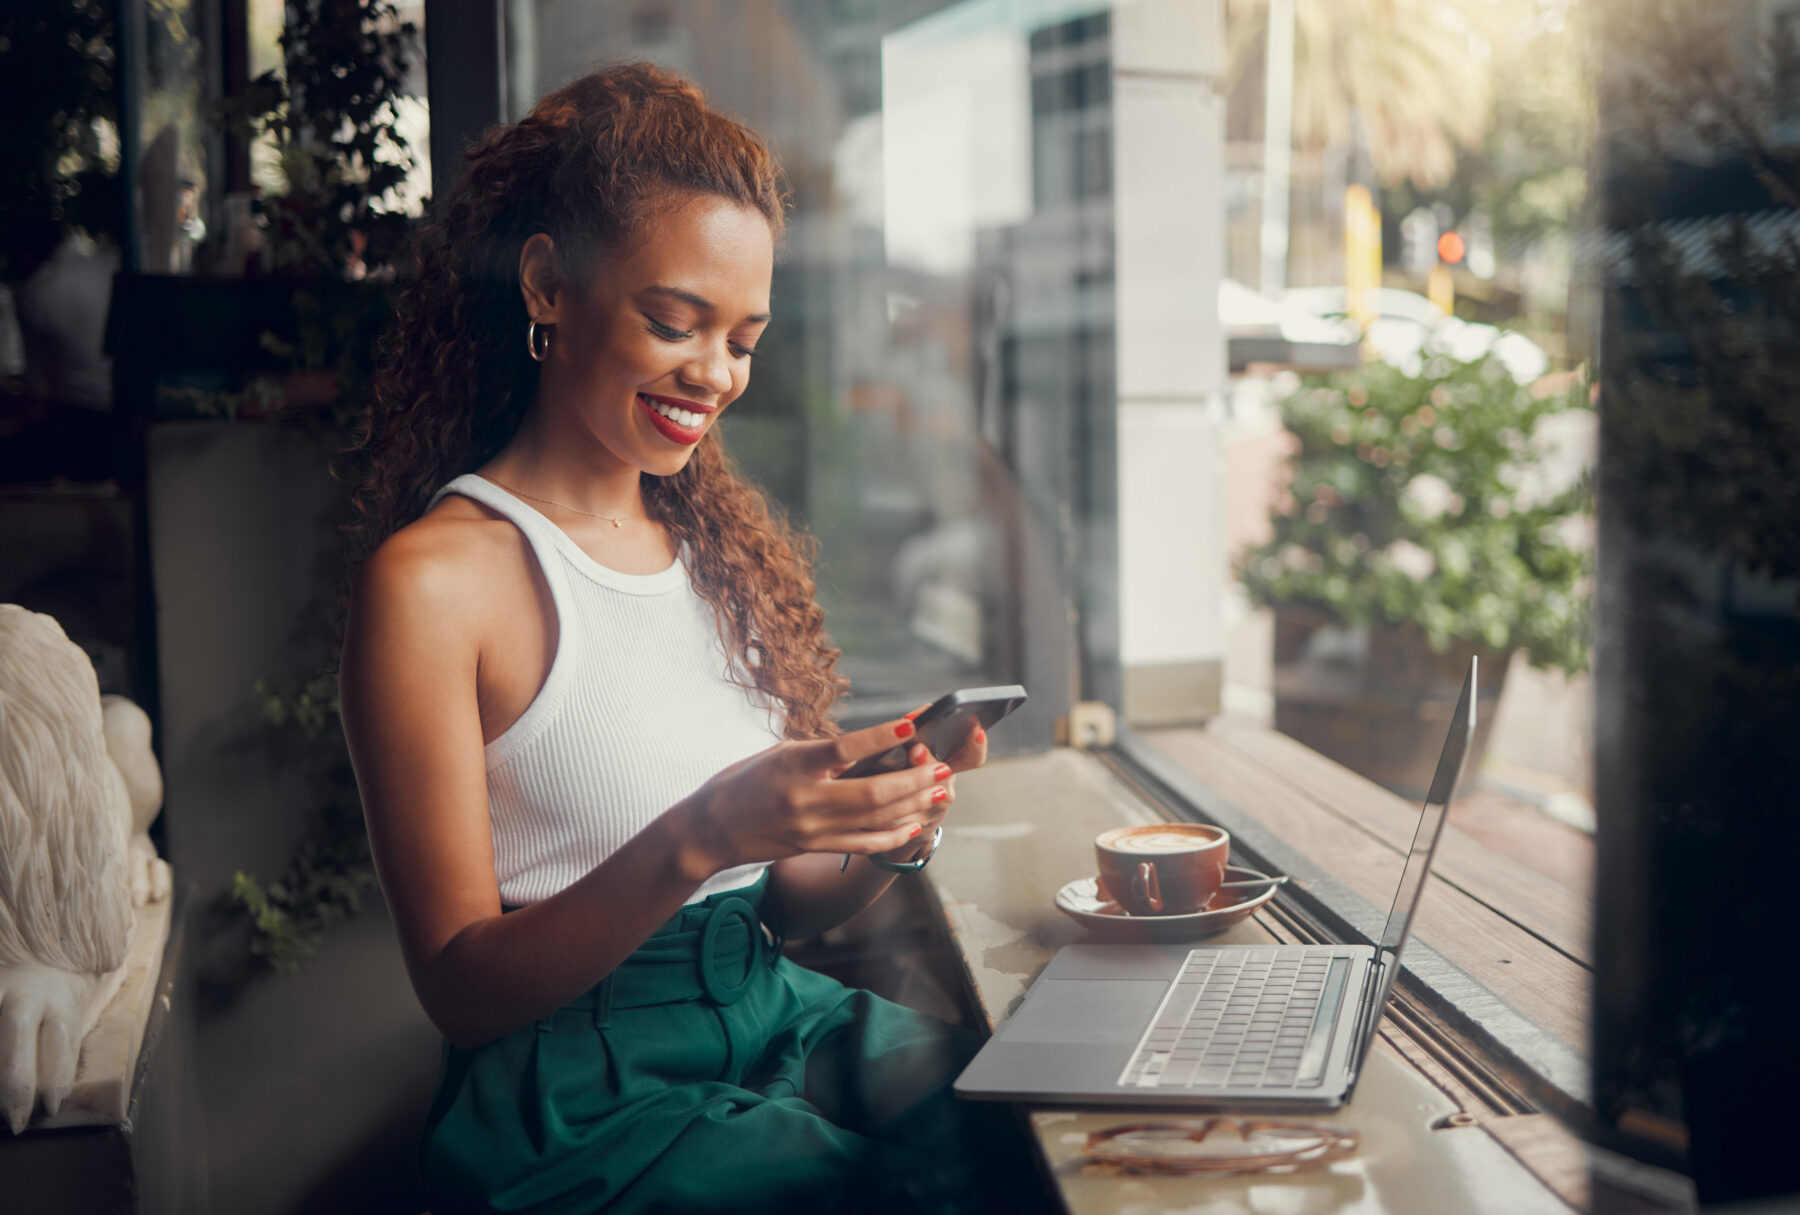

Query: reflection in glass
[138,0,206,272]
[1592,0,1800,1193]
[502,0,1121,723]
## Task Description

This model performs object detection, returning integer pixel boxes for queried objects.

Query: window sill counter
[926,746,1580,1215]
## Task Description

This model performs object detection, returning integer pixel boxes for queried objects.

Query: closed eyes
[645,315,757,358]
[645,316,693,341]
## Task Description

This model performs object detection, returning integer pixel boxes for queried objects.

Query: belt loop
[593,975,614,1030]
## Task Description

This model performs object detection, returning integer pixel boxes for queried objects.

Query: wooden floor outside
[1141,714,1595,1057]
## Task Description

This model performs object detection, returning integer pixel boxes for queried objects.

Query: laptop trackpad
[1000,979,1168,1044]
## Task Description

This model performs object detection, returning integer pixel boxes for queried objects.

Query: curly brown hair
[349,62,847,739]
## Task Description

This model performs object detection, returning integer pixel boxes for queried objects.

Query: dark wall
[148,422,440,1215]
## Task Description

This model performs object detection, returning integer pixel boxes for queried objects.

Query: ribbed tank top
[427,474,780,906]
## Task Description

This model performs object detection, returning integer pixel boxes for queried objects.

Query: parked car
[1281,285,1550,385]
[1217,279,1360,373]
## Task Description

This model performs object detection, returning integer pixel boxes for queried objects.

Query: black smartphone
[836,685,1029,780]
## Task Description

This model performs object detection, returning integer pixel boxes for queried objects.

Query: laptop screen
[1340,658,1478,1079]
[1379,656,1477,954]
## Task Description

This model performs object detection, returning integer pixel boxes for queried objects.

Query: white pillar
[1258,0,1295,297]
[1113,0,1228,725]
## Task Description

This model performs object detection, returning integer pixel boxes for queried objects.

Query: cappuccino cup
[1094,823,1230,916]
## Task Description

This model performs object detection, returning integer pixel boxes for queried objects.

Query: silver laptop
[954,657,1477,1111]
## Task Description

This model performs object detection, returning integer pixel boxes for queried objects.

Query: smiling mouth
[637,393,713,446]
[638,394,710,429]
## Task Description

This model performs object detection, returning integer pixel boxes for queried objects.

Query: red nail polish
[895,721,915,739]
[909,823,923,837]
[933,764,952,781]
[931,786,950,804]
[973,726,986,742]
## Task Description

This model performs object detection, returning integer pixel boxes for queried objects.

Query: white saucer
[1054,865,1282,942]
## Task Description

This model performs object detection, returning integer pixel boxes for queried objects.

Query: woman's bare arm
[341,529,952,1048]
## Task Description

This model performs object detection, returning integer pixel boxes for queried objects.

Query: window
[1120,0,1600,1112]
[129,0,208,272]
[439,0,1800,1189]
[501,0,1123,749]
[493,0,1598,1112]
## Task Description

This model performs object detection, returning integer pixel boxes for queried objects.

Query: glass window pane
[1133,0,1599,1070]
[137,0,207,273]
[502,0,1123,735]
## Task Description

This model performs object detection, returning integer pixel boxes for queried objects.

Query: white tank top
[428,474,781,906]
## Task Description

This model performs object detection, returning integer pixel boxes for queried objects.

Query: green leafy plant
[1239,352,1592,674]
[222,0,419,279]
[162,0,420,428]
[231,674,375,972]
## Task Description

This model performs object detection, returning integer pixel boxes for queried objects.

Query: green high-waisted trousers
[420,875,1033,1214]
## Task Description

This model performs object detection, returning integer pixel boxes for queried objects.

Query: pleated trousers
[420,874,1032,1214]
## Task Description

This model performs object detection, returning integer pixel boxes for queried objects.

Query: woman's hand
[863,704,988,866]
[674,718,954,879]
[904,701,990,774]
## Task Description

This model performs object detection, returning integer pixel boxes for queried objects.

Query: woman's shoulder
[356,495,537,623]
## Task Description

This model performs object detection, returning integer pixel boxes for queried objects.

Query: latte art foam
[1115,829,1215,853]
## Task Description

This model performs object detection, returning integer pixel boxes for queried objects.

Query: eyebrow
[644,284,771,324]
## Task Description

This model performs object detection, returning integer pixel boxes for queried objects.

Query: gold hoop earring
[527,319,552,363]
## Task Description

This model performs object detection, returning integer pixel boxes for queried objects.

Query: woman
[338,62,1030,1215]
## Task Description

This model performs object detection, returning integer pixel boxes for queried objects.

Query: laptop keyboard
[1119,948,1353,1090]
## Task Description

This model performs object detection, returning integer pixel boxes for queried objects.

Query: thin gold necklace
[487,478,632,528]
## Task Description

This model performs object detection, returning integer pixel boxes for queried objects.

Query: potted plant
[1238,351,1591,797]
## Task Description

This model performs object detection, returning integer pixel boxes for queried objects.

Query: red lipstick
[637,393,711,446]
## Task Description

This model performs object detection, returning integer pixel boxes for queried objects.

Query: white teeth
[644,397,703,429]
